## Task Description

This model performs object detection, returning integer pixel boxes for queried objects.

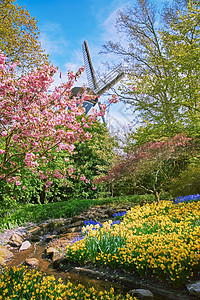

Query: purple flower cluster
[173,194,200,204]
[113,211,127,218]
[83,220,103,227]
[111,220,121,226]
[72,235,85,243]
[74,212,127,244]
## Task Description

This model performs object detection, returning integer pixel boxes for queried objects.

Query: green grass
[0,194,157,229]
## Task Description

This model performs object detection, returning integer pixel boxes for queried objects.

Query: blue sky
[16,0,168,130]
[17,0,130,69]
[16,0,135,130]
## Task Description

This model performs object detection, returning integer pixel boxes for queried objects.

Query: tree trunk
[153,191,160,203]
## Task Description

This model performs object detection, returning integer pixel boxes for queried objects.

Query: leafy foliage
[0,195,156,229]
[96,134,197,201]
[0,0,49,72]
[169,163,200,197]
[0,52,111,206]
[103,0,200,143]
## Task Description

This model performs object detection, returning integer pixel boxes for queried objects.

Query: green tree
[103,0,200,144]
[62,120,117,200]
[161,0,200,133]
[169,163,200,197]
[0,0,49,72]
[97,134,196,202]
[0,120,116,205]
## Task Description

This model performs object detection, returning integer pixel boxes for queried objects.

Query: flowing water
[6,240,175,300]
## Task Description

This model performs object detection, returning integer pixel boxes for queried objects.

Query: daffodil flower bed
[65,200,200,287]
[0,265,136,300]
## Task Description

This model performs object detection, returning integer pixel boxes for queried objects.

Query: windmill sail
[82,41,98,91]
[81,40,125,120]
[82,40,125,95]
[95,64,125,95]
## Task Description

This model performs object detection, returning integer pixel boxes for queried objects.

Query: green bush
[0,195,156,229]
[169,164,200,197]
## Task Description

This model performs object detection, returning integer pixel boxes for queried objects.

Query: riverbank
[0,203,200,300]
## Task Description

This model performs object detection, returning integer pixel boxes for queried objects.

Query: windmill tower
[71,41,125,121]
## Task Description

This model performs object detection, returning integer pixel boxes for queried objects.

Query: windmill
[71,40,125,121]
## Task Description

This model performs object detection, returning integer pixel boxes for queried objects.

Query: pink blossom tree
[0,52,107,191]
[96,134,197,202]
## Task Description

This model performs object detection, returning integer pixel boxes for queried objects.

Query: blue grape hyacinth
[173,194,200,204]
[113,211,127,218]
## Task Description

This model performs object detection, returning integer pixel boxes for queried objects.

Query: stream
[5,240,178,300]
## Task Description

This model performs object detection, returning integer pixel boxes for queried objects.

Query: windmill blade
[82,41,125,122]
[95,64,125,95]
[82,41,125,95]
[82,40,98,91]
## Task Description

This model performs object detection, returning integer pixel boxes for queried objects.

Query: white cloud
[100,9,119,42]
[39,22,69,55]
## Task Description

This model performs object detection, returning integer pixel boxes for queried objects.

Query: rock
[52,251,62,262]
[70,215,85,223]
[9,233,23,247]
[25,258,39,267]
[129,289,154,299]
[19,241,31,251]
[47,219,66,230]
[45,235,57,242]
[68,221,83,228]
[187,281,200,297]
[0,257,5,265]
[105,209,116,217]
[52,257,68,269]
[0,246,13,265]
[45,247,59,258]
[29,226,41,235]
[54,225,69,235]
[29,235,40,242]
[67,226,81,233]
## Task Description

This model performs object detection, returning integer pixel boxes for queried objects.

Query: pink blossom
[45,181,53,189]
[84,132,92,139]
[109,94,118,104]
[7,178,13,183]
[0,53,101,185]
[15,181,21,186]
[1,131,7,136]
[80,175,86,181]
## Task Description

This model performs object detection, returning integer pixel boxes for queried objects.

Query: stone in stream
[52,251,63,263]
[19,240,31,251]
[45,235,57,242]
[25,258,39,267]
[45,247,59,258]
[28,226,41,235]
[129,289,154,299]
[67,226,81,233]
[0,246,14,265]
[28,226,46,242]
[9,233,23,247]
[187,281,200,297]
